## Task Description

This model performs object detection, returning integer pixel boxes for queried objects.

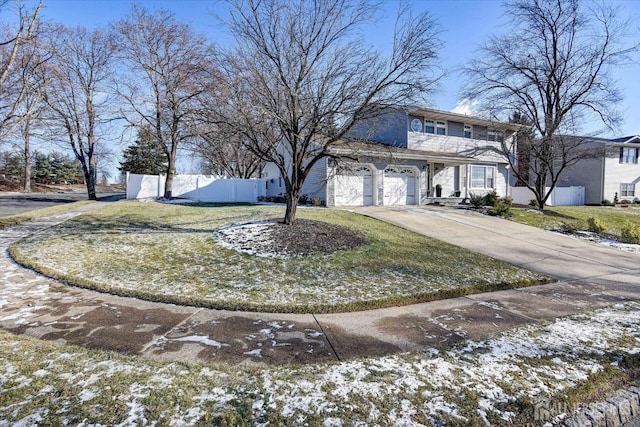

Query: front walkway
[1,202,639,366]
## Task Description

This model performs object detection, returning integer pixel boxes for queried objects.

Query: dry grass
[510,205,640,237]
[0,200,93,229]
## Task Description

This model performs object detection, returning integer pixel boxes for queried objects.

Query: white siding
[408,133,509,163]
[302,157,328,201]
[433,164,456,197]
[603,146,640,201]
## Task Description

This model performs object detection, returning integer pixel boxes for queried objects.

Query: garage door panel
[334,166,373,206]
[383,167,416,206]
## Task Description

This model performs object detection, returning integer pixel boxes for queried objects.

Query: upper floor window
[424,119,435,134]
[436,121,446,135]
[487,129,496,141]
[464,125,472,139]
[620,147,639,164]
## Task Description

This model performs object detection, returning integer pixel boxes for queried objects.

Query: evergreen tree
[0,151,24,179]
[118,126,169,175]
[49,152,83,184]
[509,111,535,187]
[33,151,52,184]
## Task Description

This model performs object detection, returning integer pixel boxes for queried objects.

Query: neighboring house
[558,135,640,205]
[264,106,520,207]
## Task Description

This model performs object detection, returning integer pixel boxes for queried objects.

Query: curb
[561,386,640,426]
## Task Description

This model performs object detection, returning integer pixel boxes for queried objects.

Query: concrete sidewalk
[1,202,639,367]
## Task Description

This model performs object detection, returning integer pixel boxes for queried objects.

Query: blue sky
[36,0,640,139]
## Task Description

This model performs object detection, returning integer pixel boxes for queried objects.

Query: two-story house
[555,135,640,204]
[264,106,520,207]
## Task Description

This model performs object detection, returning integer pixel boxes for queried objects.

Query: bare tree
[14,34,50,193]
[194,134,265,178]
[217,0,442,224]
[114,5,211,198]
[43,25,117,200]
[0,1,42,143]
[463,0,639,209]
[193,61,266,179]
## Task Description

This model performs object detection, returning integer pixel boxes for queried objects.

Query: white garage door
[334,166,374,206]
[383,167,416,205]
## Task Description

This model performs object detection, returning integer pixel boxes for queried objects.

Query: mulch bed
[268,219,369,256]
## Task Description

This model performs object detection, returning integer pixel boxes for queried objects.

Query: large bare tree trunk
[283,184,302,225]
[22,118,31,193]
[164,164,175,198]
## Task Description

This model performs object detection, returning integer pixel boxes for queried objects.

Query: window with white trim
[487,129,496,141]
[464,124,472,139]
[470,165,495,189]
[620,147,639,164]
[436,121,446,135]
[424,119,435,134]
[621,183,635,197]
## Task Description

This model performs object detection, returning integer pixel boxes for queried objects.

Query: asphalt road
[0,192,125,217]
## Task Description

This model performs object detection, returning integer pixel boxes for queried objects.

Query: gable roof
[610,135,640,144]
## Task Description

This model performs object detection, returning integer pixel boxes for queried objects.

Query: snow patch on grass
[1,303,639,424]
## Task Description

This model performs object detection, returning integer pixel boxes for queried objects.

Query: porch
[423,197,465,206]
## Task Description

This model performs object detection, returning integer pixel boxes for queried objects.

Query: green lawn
[9,200,549,313]
[0,200,93,229]
[510,205,640,237]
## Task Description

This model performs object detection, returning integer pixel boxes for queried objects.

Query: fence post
[126,172,130,199]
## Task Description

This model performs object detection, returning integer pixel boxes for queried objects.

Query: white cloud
[451,98,479,116]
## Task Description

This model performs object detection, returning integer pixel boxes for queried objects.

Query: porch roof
[329,140,475,164]
[610,135,640,147]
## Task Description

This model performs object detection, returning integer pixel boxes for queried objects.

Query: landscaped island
[9,200,549,313]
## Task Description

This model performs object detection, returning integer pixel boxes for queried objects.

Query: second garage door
[383,167,416,205]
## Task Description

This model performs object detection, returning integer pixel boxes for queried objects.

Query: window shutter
[620,147,624,163]
[635,148,639,164]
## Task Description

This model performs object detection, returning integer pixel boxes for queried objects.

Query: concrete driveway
[350,205,640,287]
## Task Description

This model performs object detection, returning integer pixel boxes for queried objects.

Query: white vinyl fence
[126,173,267,203]
[510,186,585,206]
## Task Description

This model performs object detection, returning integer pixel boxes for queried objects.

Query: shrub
[614,192,620,204]
[487,199,512,217]
[299,194,310,205]
[529,198,540,208]
[620,199,631,206]
[587,217,605,233]
[559,221,580,234]
[484,190,499,207]
[468,192,485,208]
[602,199,614,206]
[621,223,640,244]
